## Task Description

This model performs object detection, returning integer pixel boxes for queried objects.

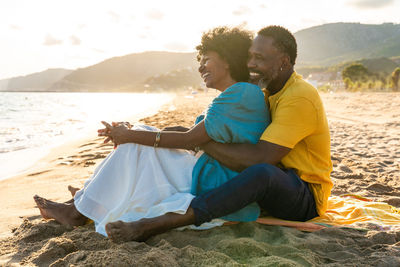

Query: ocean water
[0,92,173,180]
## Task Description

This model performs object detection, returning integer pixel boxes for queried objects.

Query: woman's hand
[100,121,132,147]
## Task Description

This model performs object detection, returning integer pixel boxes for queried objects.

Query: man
[105,26,333,242]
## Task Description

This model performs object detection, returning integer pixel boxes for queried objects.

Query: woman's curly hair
[196,26,253,82]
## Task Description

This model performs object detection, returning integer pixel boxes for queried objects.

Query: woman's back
[192,82,270,222]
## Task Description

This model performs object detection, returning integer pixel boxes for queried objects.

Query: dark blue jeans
[190,163,318,226]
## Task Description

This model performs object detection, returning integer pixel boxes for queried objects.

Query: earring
[280,67,283,71]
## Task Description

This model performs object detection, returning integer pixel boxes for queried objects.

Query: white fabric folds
[74,125,201,236]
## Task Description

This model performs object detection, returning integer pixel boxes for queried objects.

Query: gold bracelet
[154,131,161,147]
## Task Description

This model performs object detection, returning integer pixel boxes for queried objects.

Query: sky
[1,0,399,80]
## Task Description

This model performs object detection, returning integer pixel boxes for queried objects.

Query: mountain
[295,23,400,66]
[51,51,198,92]
[0,69,72,92]
[296,57,399,80]
[143,67,203,91]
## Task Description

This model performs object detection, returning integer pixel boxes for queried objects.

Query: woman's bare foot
[33,195,87,226]
[68,185,80,197]
[105,208,196,243]
[105,219,152,243]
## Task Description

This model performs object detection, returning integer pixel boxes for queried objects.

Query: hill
[295,22,400,66]
[51,51,198,92]
[332,57,399,74]
[143,67,203,91]
[0,69,72,92]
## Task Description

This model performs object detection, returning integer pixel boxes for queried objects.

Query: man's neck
[268,68,294,96]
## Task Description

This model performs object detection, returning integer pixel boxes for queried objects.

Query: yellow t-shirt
[260,72,333,216]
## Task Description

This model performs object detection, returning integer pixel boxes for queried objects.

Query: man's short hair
[258,26,297,65]
[196,26,253,82]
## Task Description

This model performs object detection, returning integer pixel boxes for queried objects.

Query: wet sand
[1,92,400,266]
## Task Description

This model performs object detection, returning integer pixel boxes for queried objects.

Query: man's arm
[202,140,291,172]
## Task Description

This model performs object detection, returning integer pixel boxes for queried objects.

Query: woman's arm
[162,126,191,132]
[102,120,211,150]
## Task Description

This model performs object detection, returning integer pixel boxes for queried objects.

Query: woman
[34,26,270,237]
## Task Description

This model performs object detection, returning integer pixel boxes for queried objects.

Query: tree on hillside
[391,67,400,91]
[342,63,370,84]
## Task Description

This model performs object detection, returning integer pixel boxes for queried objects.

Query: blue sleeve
[204,83,270,144]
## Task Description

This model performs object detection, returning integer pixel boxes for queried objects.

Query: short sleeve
[204,83,269,144]
[260,96,317,148]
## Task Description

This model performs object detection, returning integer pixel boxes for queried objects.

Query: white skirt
[74,125,223,236]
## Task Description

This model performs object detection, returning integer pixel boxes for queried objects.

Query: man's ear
[224,61,230,70]
[281,54,291,69]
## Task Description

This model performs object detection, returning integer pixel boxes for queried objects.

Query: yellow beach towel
[311,195,400,230]
[254,195,400,232]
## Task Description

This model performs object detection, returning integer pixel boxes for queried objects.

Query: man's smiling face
[247,35,284,89]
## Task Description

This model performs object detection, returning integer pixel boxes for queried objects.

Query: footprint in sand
[366,183,392,194]
[339,164,353,173]
[79,142,96,148]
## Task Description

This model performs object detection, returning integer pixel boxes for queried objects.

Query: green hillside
[296,57,399,79]
[295,23,400,66]
[142,67,203,91]
[51,51,198,91]
[331,57,399,74]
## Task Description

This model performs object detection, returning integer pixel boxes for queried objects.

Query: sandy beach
[1,91,400,266]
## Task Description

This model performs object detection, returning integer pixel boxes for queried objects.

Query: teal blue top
[191,82,271,222]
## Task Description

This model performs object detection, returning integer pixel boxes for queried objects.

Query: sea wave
[0,92,173,179]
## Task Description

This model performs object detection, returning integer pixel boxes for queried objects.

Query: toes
[33,195,45,206]
[105,221,124,241]
[67,185,79,197]
[106,221,120,233]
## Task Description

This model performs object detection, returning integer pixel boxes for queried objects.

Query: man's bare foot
[68,185,80,197]
[33,195,87,226]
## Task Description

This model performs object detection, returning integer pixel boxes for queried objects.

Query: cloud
[164,42,189,51]
[232,6,252,16]
[349,0,394,9]
[9,25,21,30]
[70,35,81,45]
[146,9,164,20]
[108,11,120,23]
[43,34,63,46]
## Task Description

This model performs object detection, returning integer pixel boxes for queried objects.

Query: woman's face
[198,51,231,90]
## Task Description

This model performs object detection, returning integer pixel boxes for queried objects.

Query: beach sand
[1,92,400,266]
